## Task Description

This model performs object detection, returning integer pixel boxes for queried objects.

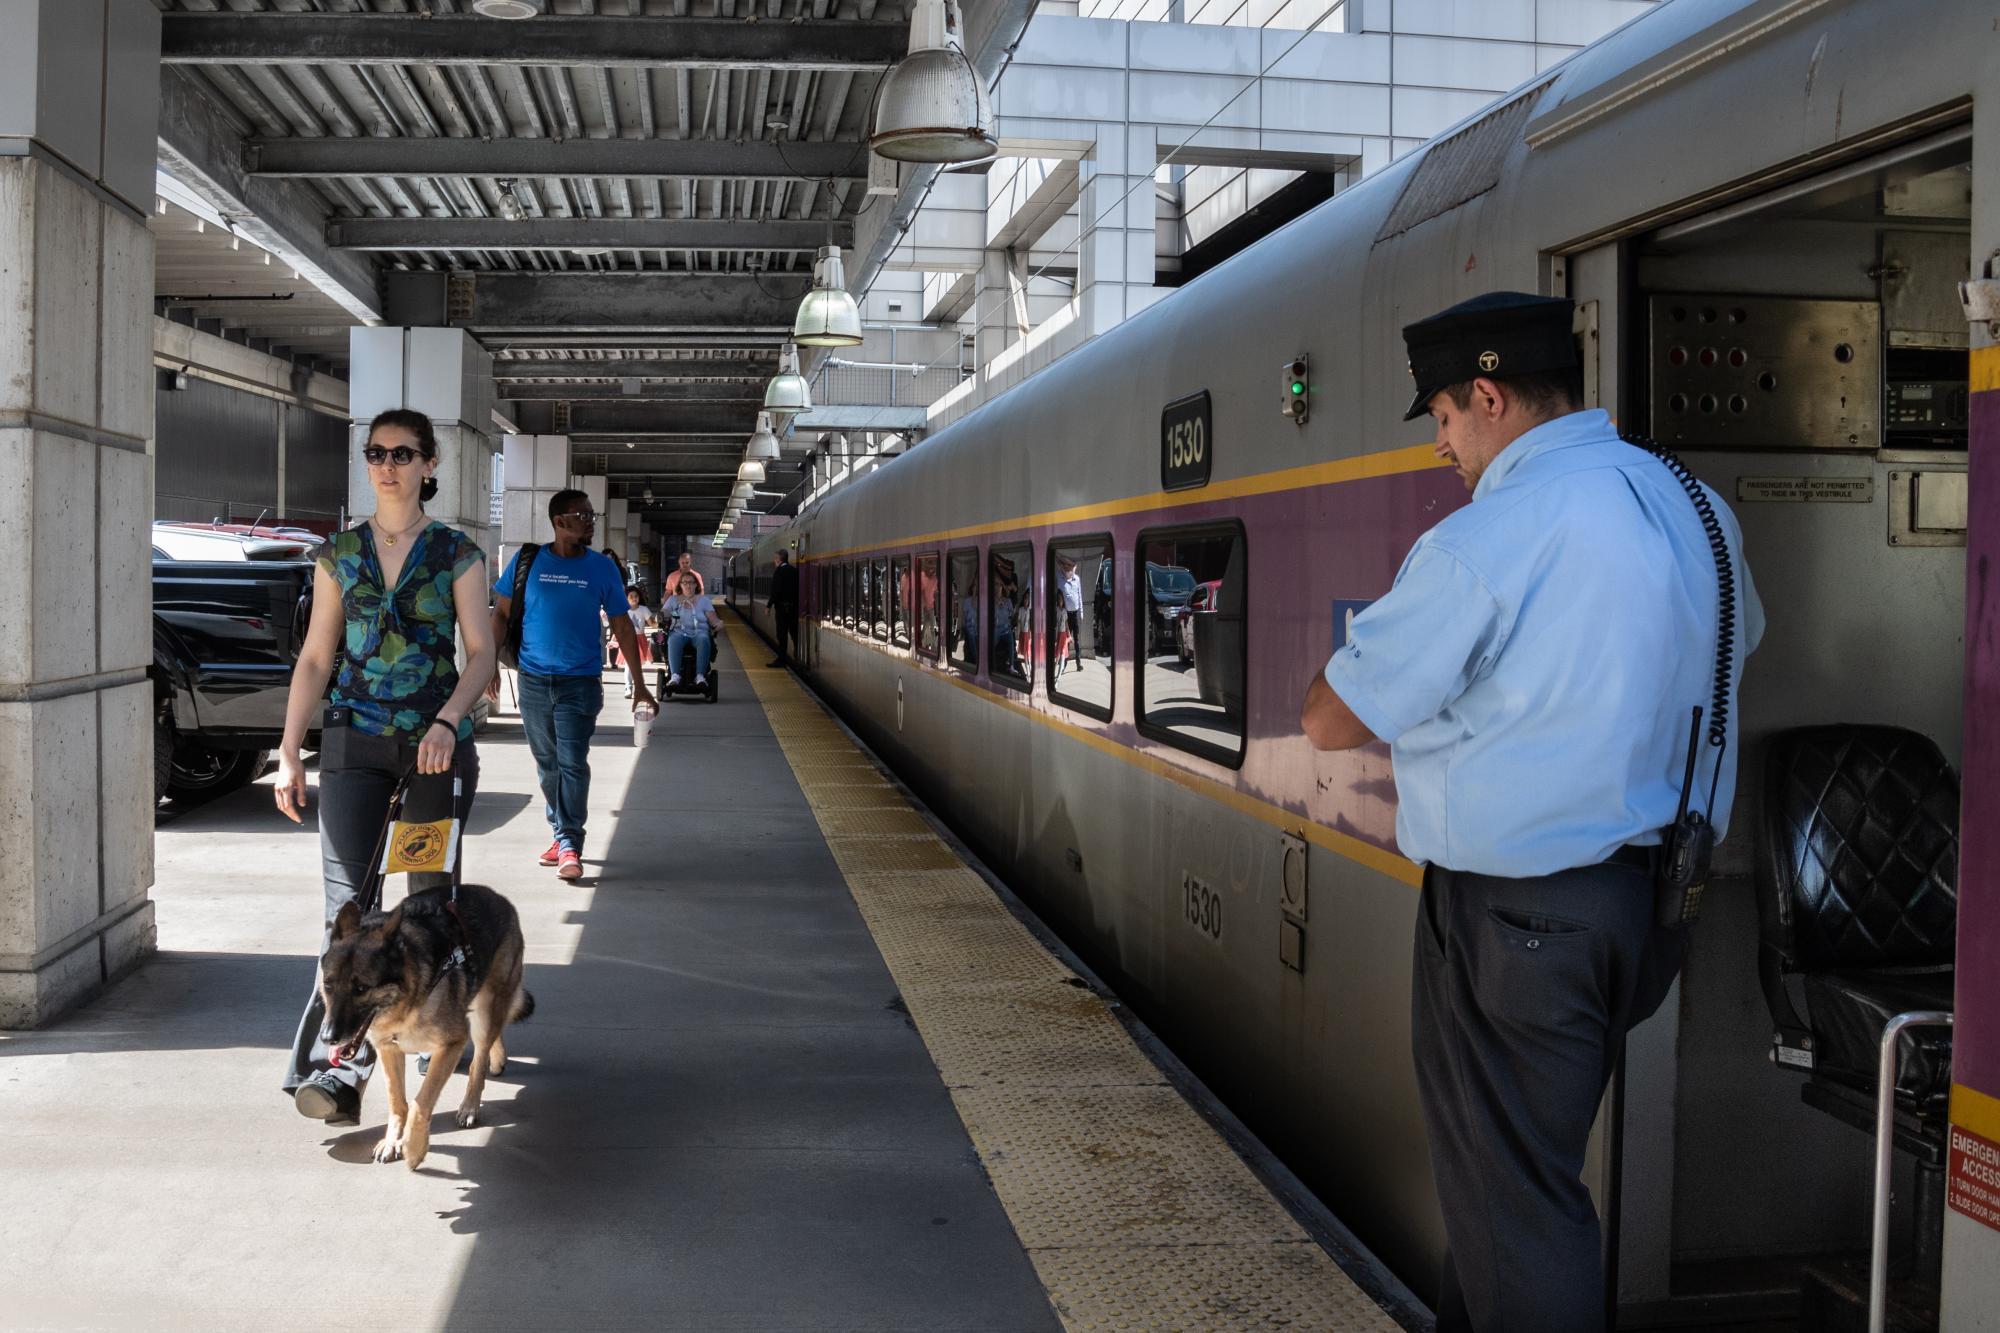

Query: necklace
[374,514,427,547]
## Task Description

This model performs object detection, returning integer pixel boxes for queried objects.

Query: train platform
[0,616,1416,1332]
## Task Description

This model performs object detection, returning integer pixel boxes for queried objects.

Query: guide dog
[317,884,534,1170]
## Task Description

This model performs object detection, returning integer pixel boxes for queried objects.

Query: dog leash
[364,762,478,983]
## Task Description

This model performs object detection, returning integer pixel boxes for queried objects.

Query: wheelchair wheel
[706,671,720,703]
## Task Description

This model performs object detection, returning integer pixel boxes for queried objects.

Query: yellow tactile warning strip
[725,621,1406,1332]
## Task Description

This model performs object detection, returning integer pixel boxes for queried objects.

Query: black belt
[1608,843,1657,871]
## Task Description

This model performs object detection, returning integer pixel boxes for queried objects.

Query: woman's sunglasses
[363,445,426,467]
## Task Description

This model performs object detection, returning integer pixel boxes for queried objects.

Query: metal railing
[811,362,967,411]
[1870,1010,1953,1333]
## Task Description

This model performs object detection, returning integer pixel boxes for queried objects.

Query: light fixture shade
[792,247,863,347]
[869,0,996,164]
[731,481,755,500]
[736,457,767,484]
[747,411,782,462]
[762,343,813,415]
[473,0,541,16]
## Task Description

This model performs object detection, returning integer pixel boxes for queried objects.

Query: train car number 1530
[1161,391,1212,492]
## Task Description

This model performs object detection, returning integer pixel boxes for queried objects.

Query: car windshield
[1145,564,1195,598]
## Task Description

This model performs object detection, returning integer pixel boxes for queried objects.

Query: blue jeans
[667,629,712,678]
[519,673,603,854]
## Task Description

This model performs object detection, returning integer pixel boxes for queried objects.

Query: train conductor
[1300,292,1764,1331]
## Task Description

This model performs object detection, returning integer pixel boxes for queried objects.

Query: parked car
[152,520,317,563]
[1142,562,1196,659]
[1177,578,1223,664]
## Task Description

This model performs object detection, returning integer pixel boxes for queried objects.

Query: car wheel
[165,742,268,804]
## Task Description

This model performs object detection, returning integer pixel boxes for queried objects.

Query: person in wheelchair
[662,571,723,689]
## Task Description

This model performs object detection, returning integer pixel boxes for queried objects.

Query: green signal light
[1291,382,1305,394]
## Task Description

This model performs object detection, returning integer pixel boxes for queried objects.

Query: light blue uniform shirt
[1325,409,1764,877]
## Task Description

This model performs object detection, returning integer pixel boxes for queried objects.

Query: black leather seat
[1757,725,1958,1124]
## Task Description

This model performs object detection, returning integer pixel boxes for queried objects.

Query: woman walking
[273,409,496,1122]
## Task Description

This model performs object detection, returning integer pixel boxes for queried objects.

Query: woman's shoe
[666,674,681,688]
[694,675,707,687]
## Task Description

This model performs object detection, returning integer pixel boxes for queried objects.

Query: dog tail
[511,988,536,1025]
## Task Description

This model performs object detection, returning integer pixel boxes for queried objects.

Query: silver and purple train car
[733,1,2000,1323]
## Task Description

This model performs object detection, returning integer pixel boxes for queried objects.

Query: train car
[733,1,1999,1323]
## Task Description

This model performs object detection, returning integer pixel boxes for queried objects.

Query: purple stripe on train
[808,465,1465,865]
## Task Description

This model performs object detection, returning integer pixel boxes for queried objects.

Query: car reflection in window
[1138,526,1245,764]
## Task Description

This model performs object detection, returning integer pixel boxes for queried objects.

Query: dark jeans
[284,721,479,1095]
[519,672,603,855]
[1413,858,1685,1333]
[773,604,798,662]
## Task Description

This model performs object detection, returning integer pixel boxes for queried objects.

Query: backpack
[498,543,542,670]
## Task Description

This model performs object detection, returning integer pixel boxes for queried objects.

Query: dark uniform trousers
[773,602,799,663]
[1413,856,1685,1333]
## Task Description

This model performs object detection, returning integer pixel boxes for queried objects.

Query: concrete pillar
[348,327,499,565]
[1077,123,1163,338]
[498,433,570,575]
[0,0,163,1027]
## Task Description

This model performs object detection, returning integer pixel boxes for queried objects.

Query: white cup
[633,704,655,749]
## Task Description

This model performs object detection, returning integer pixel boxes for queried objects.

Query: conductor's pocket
[1475,906,1600,1030]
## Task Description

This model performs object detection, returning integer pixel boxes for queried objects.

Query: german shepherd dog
[318,884,534,1170]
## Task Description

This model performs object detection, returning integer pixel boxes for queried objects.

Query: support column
[1077,123,1163,338]
[0,0,164,1027]
[348,327,499,563]
[498,433,571,575]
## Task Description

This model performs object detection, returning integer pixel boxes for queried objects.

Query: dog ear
[379,903,404,936]
[330,901,362,941]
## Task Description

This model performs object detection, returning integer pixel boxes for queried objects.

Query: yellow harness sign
[380,818,461,876]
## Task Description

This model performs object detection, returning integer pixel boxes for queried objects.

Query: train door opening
[1576,126,1976,1325]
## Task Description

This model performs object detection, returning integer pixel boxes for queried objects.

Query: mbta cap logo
[1478,350,1501,373]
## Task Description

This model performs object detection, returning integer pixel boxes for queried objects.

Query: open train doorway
[1571,122,1975,1327]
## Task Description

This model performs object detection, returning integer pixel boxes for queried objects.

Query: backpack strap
[502,542,542,668]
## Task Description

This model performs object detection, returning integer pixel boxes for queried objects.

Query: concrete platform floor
[0,630,1062,1332]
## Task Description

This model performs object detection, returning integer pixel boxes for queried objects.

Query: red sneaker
[556,850,584,880]
[538,841,562,867]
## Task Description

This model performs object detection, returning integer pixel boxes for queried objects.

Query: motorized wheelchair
[651,628,720,703]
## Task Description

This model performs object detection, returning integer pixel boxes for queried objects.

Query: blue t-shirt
[499,546,629,677]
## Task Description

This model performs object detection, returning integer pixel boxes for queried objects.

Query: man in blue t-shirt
[489,489,656,880]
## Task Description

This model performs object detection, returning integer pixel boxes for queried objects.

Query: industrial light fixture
[642,484,654,501]
[791,246,863,347]
[731,481,755,500]
[762,343,813,416]
[747,411,782,462]
[495,179,525,222]
[472,0,541,17]
[737,457,767,484]
[869,0,997,165]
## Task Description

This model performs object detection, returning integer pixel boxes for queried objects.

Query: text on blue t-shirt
[498,546,628,677]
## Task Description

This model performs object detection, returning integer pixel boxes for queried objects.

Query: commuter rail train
[731,1,2000,1323]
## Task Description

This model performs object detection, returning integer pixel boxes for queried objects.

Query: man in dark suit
[767,549,800,668]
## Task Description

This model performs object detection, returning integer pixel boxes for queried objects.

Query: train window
[988,542,1033,690]
[915,553,941,659]
[1047,537,1113,721]
[870,557,890,641]
[946,547,979,672]
[890,555,912,649]
[845,562,859,632]
[1136,523,1246,767]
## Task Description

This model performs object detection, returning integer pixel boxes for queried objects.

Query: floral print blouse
[315,522,484,740]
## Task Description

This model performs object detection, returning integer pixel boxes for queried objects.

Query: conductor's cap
[1401,291,1577,421]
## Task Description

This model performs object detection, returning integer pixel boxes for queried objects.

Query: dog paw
[455,1104,479,1129]
[374,1136,404,1164]
[403,1123,430,1170]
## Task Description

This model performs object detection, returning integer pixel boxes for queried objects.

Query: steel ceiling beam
[384,270,806,332]
[155,70,382,323]
[563,402,768,434]
[255,137,865,182]
[161,15,905,70]
[498,383,764,403]
[494,358,769,380]
[329,216,850,253]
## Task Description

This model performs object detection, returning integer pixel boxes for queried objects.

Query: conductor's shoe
[293,1070,358,1123]
[766,658,785,668]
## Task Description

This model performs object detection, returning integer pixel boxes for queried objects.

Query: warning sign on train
[1735,476,1874,503]
[1949,1123,2000,1236]
[1161,391,1212,492]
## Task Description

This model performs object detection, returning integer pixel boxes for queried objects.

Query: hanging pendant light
[731,481,755,500]
[792,246,863,348]
[869,0,996,165]
[762,342,813,416]
[737,456,767,485]
[747,411,782,462]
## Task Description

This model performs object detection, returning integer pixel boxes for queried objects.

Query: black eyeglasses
[363,445,425,467]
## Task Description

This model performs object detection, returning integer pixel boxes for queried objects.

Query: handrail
[1870,1009,1953,1333]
